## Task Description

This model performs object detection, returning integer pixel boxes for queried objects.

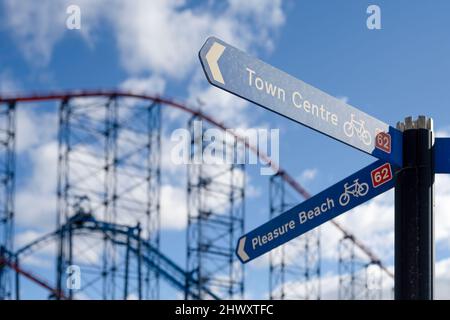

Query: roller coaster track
[0,90,394,281]
[0,247,66,299]
[14,214,220,300]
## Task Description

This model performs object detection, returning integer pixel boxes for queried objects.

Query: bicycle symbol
[343,114,372,145]
[339,179,369,206]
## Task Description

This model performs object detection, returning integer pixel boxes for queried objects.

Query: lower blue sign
[435,138,450,173]
[236,160,397,263]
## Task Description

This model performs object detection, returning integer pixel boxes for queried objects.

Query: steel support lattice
[15,213,219,300]
[186,117,245,299]
[0,102,16,300]
[338,235,383,299]
[56,96,161,299]
[269,172,321,300]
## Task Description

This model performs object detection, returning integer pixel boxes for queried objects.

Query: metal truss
[56,96,161,299]
[0,102,15,300]
[186,116,245,299]
[269,172,321,300]
[14,214,218,300]
[338,234,384,299]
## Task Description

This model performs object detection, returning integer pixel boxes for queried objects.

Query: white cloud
[11,108,58,235]
[120,75,166,95]
[160,156,248,230]
[112,0,284,127]
[2,0,106,66]
[111,0,284,78]
[16,141,58,231]
[19,253,53,269]
[160,184,187,230]
[3,0,285,76]
[337,96,349,104]
[228,0,285,51]
[435,175,450,244]
[270,267,395,300]
[16,108,57,153]
[228,0,285,27]
[436,257,450,299]
[188,82,251,126]
[15,231,56,268]
[2,0,287,145]
[15,230,45,249]
[246,178,262,198]
[112,0,211,78]
[2,0,286,132]
[435,127,450,137]
[334,190,395,259]
[300,168,318,182]
[2,0,65,66]
[331,173,450,261]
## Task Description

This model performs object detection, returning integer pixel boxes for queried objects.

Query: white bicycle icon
[343,114,372,145]
[339,179,369,206]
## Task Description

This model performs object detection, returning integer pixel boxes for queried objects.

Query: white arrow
[237,237,249,262]
[205,42,225,84]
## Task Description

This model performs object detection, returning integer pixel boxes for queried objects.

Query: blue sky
[1,0,450,299]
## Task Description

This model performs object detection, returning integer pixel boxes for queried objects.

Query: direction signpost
[395,117,433,300]
[236,160,396,263]
[198,36,445,300]
[199,37,403,166]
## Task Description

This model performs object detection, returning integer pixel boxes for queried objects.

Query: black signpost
[197,37,450,300]
[395,116,434,300]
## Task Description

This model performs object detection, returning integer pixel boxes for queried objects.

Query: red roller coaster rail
[0,256,66,299]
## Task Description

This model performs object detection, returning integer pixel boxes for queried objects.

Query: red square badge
[371,163,393,188]
[375,131,391,154]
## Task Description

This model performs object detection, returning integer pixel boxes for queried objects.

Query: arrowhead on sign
[237,237,249,262]
[205,41,225,84]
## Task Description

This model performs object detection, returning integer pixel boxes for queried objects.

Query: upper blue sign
[199,36,403,166]
[435,137,450,173]
[236,160,397,263]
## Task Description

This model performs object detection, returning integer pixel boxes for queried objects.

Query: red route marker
[371,163,393,188]
[375,131,392,154]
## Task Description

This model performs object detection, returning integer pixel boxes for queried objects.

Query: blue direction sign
[236,160,397,263]
[435,138,450,173]
[199,36,403,166]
